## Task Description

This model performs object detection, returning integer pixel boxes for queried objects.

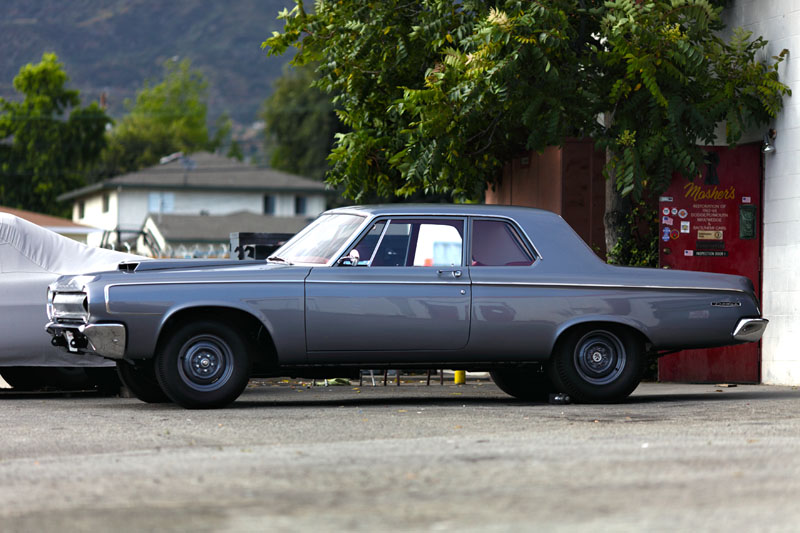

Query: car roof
[325,203,558,218]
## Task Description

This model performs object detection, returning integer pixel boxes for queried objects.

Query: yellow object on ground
[454,370,466,384]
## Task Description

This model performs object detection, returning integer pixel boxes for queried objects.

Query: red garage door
[658,143,763,383]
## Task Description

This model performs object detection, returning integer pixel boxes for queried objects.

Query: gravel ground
[1,379,799,532]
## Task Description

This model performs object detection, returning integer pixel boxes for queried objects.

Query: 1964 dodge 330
[46,205,767,409]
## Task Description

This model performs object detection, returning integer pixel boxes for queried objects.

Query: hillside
[1,0,295,126]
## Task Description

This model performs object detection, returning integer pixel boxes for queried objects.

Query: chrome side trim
[470,281,750,293]
[732,318,769,342]
[305,280,470,285]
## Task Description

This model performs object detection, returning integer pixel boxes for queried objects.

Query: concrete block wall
[725,1,800,384]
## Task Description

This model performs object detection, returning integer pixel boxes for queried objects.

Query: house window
[295,196,307,216]
[78,201,85,219]
[102,193,110,213]
[148,192,175,214]
[263,195,275,215]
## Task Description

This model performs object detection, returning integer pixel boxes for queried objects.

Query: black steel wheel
[549,325,644,403]
[155,320,252,409]
[490,367,556,402]
[117,359,170,403]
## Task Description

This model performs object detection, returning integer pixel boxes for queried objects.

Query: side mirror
[337,249,360,266]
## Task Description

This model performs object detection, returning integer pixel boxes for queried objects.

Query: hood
[116,258,264,273]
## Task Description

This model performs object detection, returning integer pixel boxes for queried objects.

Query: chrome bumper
[46,322,127,360]
[732,318,769,343]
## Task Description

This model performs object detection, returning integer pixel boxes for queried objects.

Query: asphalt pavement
[1,378,800,532]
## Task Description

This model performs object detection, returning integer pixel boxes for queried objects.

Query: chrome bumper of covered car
[732,318,769,343]
[46,322,126,360]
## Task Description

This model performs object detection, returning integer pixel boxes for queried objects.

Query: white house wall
[725,2,800,384]
[76,189,326,247]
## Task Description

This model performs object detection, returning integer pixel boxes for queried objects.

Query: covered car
[0,213,140,389]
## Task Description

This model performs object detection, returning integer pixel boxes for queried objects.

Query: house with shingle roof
[137,211,310,258]
[58,152,330,250]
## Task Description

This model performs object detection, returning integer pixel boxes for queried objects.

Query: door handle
[437,269,462,278]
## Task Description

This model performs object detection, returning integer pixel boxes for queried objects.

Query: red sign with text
[658,143,762,383]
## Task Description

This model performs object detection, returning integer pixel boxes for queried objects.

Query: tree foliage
[265,0,790,259]
[0,53,110,216]
[592,0,790,200]
[94,58,228,179]
[260,63,340,180]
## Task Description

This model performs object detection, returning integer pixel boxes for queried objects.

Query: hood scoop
[118,262,139,273]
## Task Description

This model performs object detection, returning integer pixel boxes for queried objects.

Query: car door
[466,217,549,359]
[305,217,471,357]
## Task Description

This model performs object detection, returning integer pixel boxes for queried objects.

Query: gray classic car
[46,205,767,408]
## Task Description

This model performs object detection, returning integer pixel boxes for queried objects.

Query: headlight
[51,292,89,322]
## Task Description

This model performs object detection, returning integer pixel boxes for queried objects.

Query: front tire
[490,367,556,402]
[155,320,252,409]
[117,359,170,403]
[549,325,644,403]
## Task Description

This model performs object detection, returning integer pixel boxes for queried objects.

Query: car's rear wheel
[490,367,556,402]
[117,359,170,403]
[549,325,644,403]
[155,320,252,409]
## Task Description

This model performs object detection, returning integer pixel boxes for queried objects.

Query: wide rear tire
[155,320,252,409]
[549,325,644,403]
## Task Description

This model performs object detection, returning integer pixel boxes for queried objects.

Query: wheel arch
[156,306,278,370]
[550,318,652,356]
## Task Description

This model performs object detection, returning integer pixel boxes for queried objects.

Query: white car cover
[0,214,142,366]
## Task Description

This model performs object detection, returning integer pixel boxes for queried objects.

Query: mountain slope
[1,0,295,125]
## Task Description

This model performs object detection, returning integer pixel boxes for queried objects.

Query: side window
[344,221,387,265]
[471,219,535,266]
[412,223,462,266]
[371,219,463,267]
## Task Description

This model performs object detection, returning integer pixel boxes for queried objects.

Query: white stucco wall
[73,191,119,231]
[725,1,800,384]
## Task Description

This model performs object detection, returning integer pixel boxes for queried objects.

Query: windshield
[272,213,366,265]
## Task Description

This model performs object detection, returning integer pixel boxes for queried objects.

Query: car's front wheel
[155,320,252,409]
[117,359,170,403]
[490,367,556,402]
[549,325,644,403]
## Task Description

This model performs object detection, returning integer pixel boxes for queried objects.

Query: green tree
[94,58,229,179]
[260,63,340,181]
[590,1,789,261]
[0,53,110,216]
[264,0,790,262]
